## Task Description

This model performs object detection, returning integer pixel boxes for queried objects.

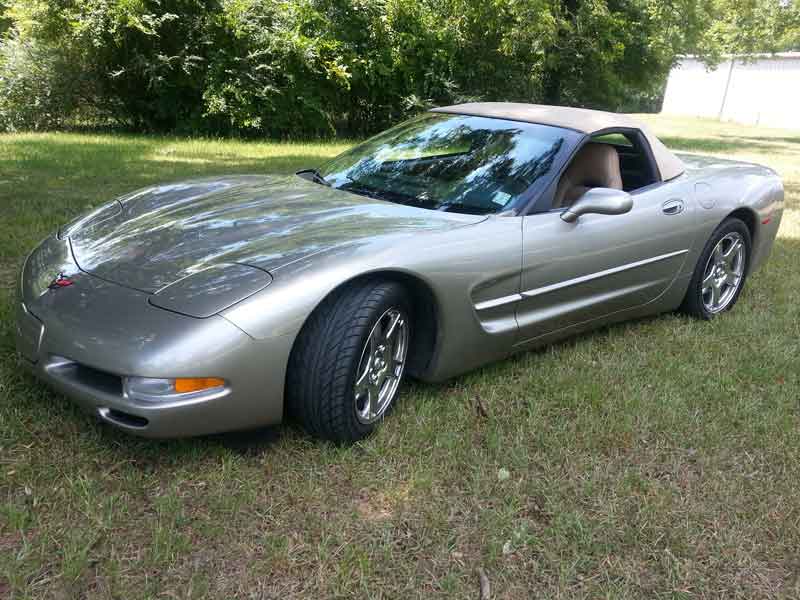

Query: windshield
[316,113,571,215]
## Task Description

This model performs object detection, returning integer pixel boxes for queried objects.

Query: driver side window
[552,130,659,209]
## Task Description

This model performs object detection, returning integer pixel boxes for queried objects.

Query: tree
[2,0,794,135]
[698,0,800,59]
[539,0,715,107]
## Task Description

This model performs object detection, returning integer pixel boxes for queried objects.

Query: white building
[661,53,800,130]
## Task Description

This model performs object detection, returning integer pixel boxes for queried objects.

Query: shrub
[0,33,83,131]
[0,0,732,136]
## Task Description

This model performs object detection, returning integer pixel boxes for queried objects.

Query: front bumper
[17,346,257,438]
[15,236,294,438]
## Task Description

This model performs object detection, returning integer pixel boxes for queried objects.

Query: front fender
[220,217,524,382]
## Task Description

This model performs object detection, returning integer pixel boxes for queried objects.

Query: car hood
[64,175,486,293]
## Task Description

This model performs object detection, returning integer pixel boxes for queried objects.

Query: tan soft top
[432,102,685,181]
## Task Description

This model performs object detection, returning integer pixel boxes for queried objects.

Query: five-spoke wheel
[286,279,413,443]
[354,308,409,424]
[701,232,746,314]
[682,217,751,319]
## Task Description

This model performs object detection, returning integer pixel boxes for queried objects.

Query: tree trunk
[542,0,580,105]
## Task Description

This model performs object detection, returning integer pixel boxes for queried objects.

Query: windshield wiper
[437,202,495,215]
[341,181,419,206]
[297,169,330,187]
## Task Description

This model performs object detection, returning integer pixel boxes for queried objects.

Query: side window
[592,132,658,192]
[592,133,632,147]
[551,130,659,210]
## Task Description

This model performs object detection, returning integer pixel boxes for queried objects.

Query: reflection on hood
[68,175,486,292]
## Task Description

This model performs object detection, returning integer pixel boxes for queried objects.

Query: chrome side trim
[474,249,689,311]
[474,293,524,312]
[522,249,689,299]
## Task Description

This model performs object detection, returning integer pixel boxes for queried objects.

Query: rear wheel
[286,279,412,443]
[681,217,751,319]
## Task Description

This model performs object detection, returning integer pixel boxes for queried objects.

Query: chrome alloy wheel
[701,232,746,314]
[354,308,409,424]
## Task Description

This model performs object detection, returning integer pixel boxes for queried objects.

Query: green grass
[1,117,800,599]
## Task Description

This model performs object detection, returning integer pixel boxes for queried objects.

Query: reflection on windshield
[318,113,568,215]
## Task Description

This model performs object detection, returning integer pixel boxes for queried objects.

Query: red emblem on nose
[48,273,74,289]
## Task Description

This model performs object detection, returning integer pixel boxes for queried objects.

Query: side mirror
[560,188,633,223]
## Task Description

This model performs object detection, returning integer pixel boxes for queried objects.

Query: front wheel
[286,280,412,443]
[680,217,751,319]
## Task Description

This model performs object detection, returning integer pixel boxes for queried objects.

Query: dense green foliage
[700,0,800,59]
[0,0,796,136]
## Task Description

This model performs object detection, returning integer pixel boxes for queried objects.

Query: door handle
[662,199,684,215]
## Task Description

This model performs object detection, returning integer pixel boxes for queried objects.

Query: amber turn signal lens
[173,377,225,394]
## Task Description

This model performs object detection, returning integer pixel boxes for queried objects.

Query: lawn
[1,116,799,599]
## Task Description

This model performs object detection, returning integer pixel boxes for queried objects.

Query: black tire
[680,217,751,319]
[285,279,412,443]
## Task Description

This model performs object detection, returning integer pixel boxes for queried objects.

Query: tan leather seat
[553,143,623,209]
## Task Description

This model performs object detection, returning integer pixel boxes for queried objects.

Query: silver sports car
[16,103,784,442]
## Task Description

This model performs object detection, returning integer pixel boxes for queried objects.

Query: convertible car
[16,103,783,442]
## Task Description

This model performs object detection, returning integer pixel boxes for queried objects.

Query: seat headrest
[567,143,623,189]
[552,142,623,209]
